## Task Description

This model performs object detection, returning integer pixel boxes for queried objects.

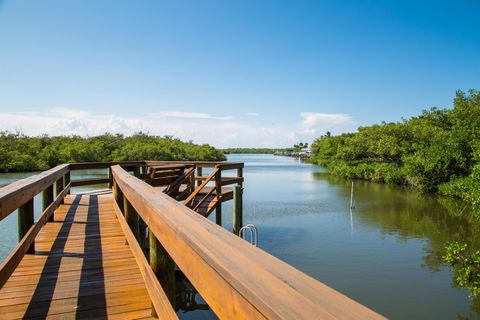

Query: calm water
[1,154,479,319]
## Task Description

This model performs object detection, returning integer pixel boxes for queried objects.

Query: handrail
[112,165,385,319]
[0,181,71,288]
[0,164,69,220]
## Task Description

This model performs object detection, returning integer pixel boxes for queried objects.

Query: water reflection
[175,274,215,319]
[2,155,480,319]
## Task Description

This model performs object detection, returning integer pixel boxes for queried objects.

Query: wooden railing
[0,161,147,289]
[0,164,71,288]
[112,165,385,319]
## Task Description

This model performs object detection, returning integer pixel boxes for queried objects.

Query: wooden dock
[0,192,155,319]
[0,161,386,319]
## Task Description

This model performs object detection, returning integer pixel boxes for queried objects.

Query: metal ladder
[239,224,259,247]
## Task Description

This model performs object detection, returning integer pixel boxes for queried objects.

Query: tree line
[223,148,287,154]
[0,132,226,172]
[310,89,480,214]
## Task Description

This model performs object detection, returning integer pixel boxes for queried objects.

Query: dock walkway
[0,161,385,319]
[0,192,154,319]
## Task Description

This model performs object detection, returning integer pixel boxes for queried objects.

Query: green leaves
[0,133,225,172]
[444,241,480,299]
[310,89,480,213]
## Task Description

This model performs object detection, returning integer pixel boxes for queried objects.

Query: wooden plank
[112,165,385,320]
[0,164,69,220]
[0,192,158,320]
[0,183,71,289]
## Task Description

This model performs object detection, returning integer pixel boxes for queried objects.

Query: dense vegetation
[0,132,225,172]
[310,89,480,214]
[310,89,480,299]
[223,148,286,154]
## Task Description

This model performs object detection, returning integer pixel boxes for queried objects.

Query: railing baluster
[18,199,34,253]
[43,184,54,222]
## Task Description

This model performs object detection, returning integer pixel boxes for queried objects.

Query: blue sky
[0,0,479,147]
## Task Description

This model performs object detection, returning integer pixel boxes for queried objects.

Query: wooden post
[56,176,64,204]
[150,230,176,315]
[214,167,222,226]
[350,181,355,209]
[196,166,202,187]
[123,197,139,240]
[108,167,113,188]
[233,185,243,235]
[43,185,54,222]
[64,171,71,194]
[116,184,124,213]
[216,203,222,226]
[133,166,141,178]
[138,217,147,256]
[237,167,243,188]
[18,199,34,253]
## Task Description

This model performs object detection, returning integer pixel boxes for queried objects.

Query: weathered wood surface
[112,165,386,320]
[0,183,71,288]
[0,164,69,220]
[0,192,157,319]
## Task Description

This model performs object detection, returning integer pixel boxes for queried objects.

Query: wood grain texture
[0,164,69,220]
[0,192,157,320]
[112,165,386,320]
[0,183,71,289]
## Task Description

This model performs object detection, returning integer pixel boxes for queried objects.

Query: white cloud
[153,111,233,121]
[300,112,353,127]
[0,108,356,147]
[245,112,259,116]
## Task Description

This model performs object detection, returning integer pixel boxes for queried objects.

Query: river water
[1,154,478,319]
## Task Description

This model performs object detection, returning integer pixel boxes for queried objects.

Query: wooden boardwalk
[0,161,385,319]
[0,191,155,320]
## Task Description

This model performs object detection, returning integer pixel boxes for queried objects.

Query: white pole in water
[350,181,354,209]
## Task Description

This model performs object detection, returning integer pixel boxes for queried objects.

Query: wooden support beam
[196,166,202,187]
[149,230,176,316]
[55,176,64,204]
[133,166,141,178]
[108,167,113,188]
[216,203,222,226]
[64,171,71,194]
[124,197,139,240]
[139,217,147,256]
[43,184,54,222]
[18,199,34,254]
[233,185,243,236]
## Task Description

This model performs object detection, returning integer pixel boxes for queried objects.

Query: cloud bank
[0,108,356,147]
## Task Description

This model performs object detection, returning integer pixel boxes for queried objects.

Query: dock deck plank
[0,192,156,319]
